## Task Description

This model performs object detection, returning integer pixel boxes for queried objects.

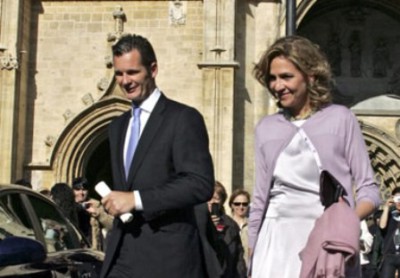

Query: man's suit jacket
[100,94,215,278]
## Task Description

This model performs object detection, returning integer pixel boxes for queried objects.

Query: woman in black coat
[208,181,247,278]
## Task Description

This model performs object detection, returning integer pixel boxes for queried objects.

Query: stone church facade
[0,0,399,201]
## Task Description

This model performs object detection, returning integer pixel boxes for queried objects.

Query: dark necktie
[125,106,141,178]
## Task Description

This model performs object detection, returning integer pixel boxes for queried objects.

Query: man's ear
[150,62,158,78]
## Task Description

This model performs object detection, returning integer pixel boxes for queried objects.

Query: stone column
[0,0,22,183]
[198,0,239,193]
[232,1,284,194]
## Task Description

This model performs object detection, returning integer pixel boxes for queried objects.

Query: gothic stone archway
[51,96,129,186]
[361,121,400,203]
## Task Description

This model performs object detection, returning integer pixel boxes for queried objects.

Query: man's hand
[102,191,135,217]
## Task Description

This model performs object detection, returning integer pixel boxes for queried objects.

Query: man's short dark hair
[112,34,157,71]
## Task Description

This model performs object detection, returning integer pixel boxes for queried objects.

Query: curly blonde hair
[253,35,333,111]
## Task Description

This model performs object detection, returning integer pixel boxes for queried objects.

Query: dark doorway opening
[85,139,113,199]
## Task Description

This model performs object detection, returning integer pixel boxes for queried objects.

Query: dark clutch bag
[319,170,347,208]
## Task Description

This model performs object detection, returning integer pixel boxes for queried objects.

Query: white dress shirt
[360,219,373,265]
[123,88,161,210]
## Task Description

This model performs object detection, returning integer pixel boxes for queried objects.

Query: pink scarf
[299,202,360,278]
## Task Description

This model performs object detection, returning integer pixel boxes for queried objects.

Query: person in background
[72,177,92,242]
[49,182,78,251]
[14,179,32,189]
[50,182,79,226]
[100,34,214,278]
[249,35,380,277]
[367,210,384,278]
[194,203,224,278]
[72,177,113,251]
[360,219,374,277]
[85,198,113,251]
[208,181,247,278]
[228,189,250,266]
[38,186,51,197]
[379,187,400,277]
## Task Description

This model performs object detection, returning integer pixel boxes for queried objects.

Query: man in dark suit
[100,34,215,278]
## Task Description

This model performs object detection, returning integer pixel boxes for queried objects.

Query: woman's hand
[85,199,101,218]
[385,196,394,208]
[210,214,221,227]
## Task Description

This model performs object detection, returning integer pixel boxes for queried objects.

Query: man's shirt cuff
[134,190,143,210]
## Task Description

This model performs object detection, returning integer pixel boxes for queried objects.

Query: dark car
[0,184,104,277]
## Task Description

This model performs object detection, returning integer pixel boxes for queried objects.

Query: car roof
[0,183,53,201]
[0,183,34,190]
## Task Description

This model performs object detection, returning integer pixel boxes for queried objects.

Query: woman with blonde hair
[249,35,380,277]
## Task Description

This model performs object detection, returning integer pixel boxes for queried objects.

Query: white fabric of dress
[252,120,324,278]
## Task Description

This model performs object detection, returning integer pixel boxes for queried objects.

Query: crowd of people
[14,33,397,277]
[353,187,400,278]
[15,177,114,252]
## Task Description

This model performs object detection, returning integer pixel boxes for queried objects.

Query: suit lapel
[112,112,130,188]
[126,95,168,187]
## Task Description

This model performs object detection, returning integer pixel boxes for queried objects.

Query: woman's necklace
[284,109,316,122]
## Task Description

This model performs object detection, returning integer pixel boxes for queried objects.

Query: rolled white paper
[95,181,134,223]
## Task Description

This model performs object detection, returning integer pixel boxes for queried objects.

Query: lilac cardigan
[248,104,381,249]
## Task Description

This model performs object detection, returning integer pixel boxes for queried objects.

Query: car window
[27,195,83,253]
[0,193,35,240]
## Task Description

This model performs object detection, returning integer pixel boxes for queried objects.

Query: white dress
[252,120,325,278]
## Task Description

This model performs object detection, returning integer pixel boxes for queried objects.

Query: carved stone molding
[63,109,74,122]
[97,77,109,91]
[107,6,126,43]
[0,46,18,70]
[360,121,400,202]
[82,93,94,106]
[104,55,113,68]
[169,1,187,26]
[44,136,55,147]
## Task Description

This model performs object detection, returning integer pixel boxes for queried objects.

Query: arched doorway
[51,96,130,190]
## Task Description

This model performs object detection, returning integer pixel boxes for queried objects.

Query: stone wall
[0,0,399,200]
[26,1,205,188]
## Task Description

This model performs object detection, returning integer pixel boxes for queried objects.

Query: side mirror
[0,236,46,266]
